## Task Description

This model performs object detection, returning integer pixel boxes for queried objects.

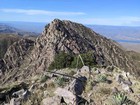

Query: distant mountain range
[1,21,140,43]
[0,21,45,33]
[87,25,140,43]
[0,23,40,36]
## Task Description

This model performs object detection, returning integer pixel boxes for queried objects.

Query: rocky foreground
[0,66,140,105]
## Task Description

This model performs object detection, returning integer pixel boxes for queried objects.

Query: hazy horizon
[0,0,140,26]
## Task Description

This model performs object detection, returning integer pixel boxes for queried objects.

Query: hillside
[0,34,21,59]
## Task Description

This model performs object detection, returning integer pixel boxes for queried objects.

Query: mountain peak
[30,19,139,75]
[1,19,140,84]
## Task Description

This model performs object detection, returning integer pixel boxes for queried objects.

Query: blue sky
[0,0,140,26]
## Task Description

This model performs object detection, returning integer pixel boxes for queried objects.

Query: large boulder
[54,87,76,104]
[42,96,62,105]
[69,76,87,95]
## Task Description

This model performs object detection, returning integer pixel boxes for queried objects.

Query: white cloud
[0,8,85,16]
[72,17,140,26]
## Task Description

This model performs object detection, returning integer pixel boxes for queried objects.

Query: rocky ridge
[30,19,139,75]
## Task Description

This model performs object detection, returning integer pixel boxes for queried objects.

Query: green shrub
[97,74,107,83]
[110,92,136,105]
[48,51,74,70]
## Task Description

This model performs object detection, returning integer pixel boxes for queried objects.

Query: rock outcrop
[4,38,34,70]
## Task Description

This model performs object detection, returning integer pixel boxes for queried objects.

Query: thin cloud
[0,8,85,16]
[72,17,140,26]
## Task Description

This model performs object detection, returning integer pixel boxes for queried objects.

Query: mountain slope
[1,19,140,84]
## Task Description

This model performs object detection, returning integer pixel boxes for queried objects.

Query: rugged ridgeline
[0,19,140,83]
[30,19,139,75]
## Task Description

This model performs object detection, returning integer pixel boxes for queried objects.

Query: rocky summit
[0,19,140,105]
[30,19,139,75]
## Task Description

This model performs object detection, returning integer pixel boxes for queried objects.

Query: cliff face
[0,19,139,84]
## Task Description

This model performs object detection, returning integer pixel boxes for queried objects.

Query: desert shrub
[97,74,107,83]
[55,77,68,87]
[109,92,136,105]
[40,75,49,83]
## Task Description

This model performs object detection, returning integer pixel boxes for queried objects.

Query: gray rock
[12,89,30,100]
[42,96,61,105]
[115,74,124,83]
[12,89,25,98]
[79,66,90,73]
[69,76,87,95]
[9,98,21,105]
[121,84,134,93]
[54,87,76,104]
[123,79,132,86]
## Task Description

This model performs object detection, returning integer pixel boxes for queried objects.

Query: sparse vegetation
[55,77,68,87]
[85,80,94,92]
